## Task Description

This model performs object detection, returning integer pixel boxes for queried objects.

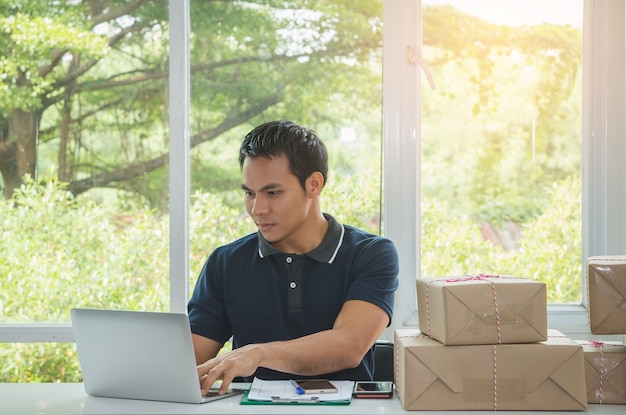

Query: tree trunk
[0,140,20,200]
[0,109,40,199]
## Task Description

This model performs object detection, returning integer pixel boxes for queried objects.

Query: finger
[219,372,235,394]
[197,363,209,380]
[200,372,213,395]
[197,356,218,378]
[201,367,222,395]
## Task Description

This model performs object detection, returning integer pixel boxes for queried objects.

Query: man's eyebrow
[240,183,282,192]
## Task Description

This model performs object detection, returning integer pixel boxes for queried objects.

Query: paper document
[246,377,355,403]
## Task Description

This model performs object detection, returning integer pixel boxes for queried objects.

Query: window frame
[1,0,624,343]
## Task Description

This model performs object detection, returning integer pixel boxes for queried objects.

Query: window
[1,0,171,382]
[187,0,385,294]
[383,0,625,336]
[0,0,385,381]
[420,0,583,302]
[1,0,624,382]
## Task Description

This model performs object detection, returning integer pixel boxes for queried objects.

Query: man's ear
[306,172,325,197]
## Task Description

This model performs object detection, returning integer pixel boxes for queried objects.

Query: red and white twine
[424,273,505,410]
[588,340,606,404]
[425,274,503,344]
[396,333,429,397]
[493,344,498,411]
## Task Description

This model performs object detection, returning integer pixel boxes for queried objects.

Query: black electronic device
[352,381,393,398]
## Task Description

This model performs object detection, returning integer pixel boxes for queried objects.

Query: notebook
[71,308,245,404]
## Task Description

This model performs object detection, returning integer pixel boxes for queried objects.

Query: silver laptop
[71,308,245,404]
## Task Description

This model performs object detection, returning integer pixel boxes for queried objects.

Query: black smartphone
[353,381,393,398]
[294,379,338,394]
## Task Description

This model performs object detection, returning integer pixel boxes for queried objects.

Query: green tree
[0,0,383,207]
[421,5,581,228]
[420,175,582,303]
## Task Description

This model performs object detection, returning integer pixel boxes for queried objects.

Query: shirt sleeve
[187,250,233,344]
[345,236,399,325]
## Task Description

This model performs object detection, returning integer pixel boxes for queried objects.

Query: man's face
[241,154,312,251]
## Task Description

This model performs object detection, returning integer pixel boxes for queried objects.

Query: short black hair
[239,120,329,190]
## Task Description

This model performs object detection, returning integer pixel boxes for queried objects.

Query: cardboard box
[578,340,626,404]
[417,275,547,345]
[394,329,587,411]
[587,256,626,334]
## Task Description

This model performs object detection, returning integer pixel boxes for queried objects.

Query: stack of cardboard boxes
[395,261,626,410]
[395,275,587,410]
[581,256,626,404]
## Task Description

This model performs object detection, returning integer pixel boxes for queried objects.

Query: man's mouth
[257,223,274,232]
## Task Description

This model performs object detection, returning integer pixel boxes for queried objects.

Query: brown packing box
[587,256,626,334]
[577,340,626,404]
[394,329,587,411]
[416,275,547,345]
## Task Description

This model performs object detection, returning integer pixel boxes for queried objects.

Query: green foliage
[188,191,256,286]
[0,343,81,383]
[421,6,581,223]
[1,0,384,203]
[0,176,169,322]
[0,178,256,382]
[0,170,581,381]
[420,175,582,304]
[507,175,582,303]
[0,8,107,114]
[420,198,495,277]
[323,169,381,235]
[0,176,169,382]
[419,6,582,294]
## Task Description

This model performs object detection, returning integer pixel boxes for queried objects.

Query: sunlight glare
[425,0,583,28]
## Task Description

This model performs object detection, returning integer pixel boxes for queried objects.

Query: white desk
[1,383,624,415]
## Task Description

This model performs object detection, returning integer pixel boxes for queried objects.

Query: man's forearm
[254,329,366,376]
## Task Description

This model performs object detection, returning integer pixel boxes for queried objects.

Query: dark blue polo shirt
[188,214,399,381]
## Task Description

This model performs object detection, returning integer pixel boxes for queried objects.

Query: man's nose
[251,195,269,215]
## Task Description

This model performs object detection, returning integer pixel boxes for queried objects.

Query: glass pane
[420,0,583,303]
[1,0,169,382]
[1,1,170,326]
[188,0,384,287]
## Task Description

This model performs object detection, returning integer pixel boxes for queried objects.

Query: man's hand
[193,300,389,394]
[197,343,264,395]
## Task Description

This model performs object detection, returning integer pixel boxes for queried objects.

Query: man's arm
[192,334,223,365]
[196,299,389,394]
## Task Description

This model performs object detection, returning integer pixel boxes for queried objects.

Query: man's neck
[274,211,329,254]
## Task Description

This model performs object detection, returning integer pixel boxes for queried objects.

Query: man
[188,120,399,395]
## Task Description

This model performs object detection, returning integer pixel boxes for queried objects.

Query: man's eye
[244,191,254,197]
[267,191,280,196]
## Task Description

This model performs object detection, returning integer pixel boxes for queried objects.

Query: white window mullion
[168,0,191,313]
[382,0,420,337]
[575,0,626,342]
[0,324,74,343]
[583,0,626,259]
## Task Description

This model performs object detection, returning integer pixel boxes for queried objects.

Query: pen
[290,379,305,395]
